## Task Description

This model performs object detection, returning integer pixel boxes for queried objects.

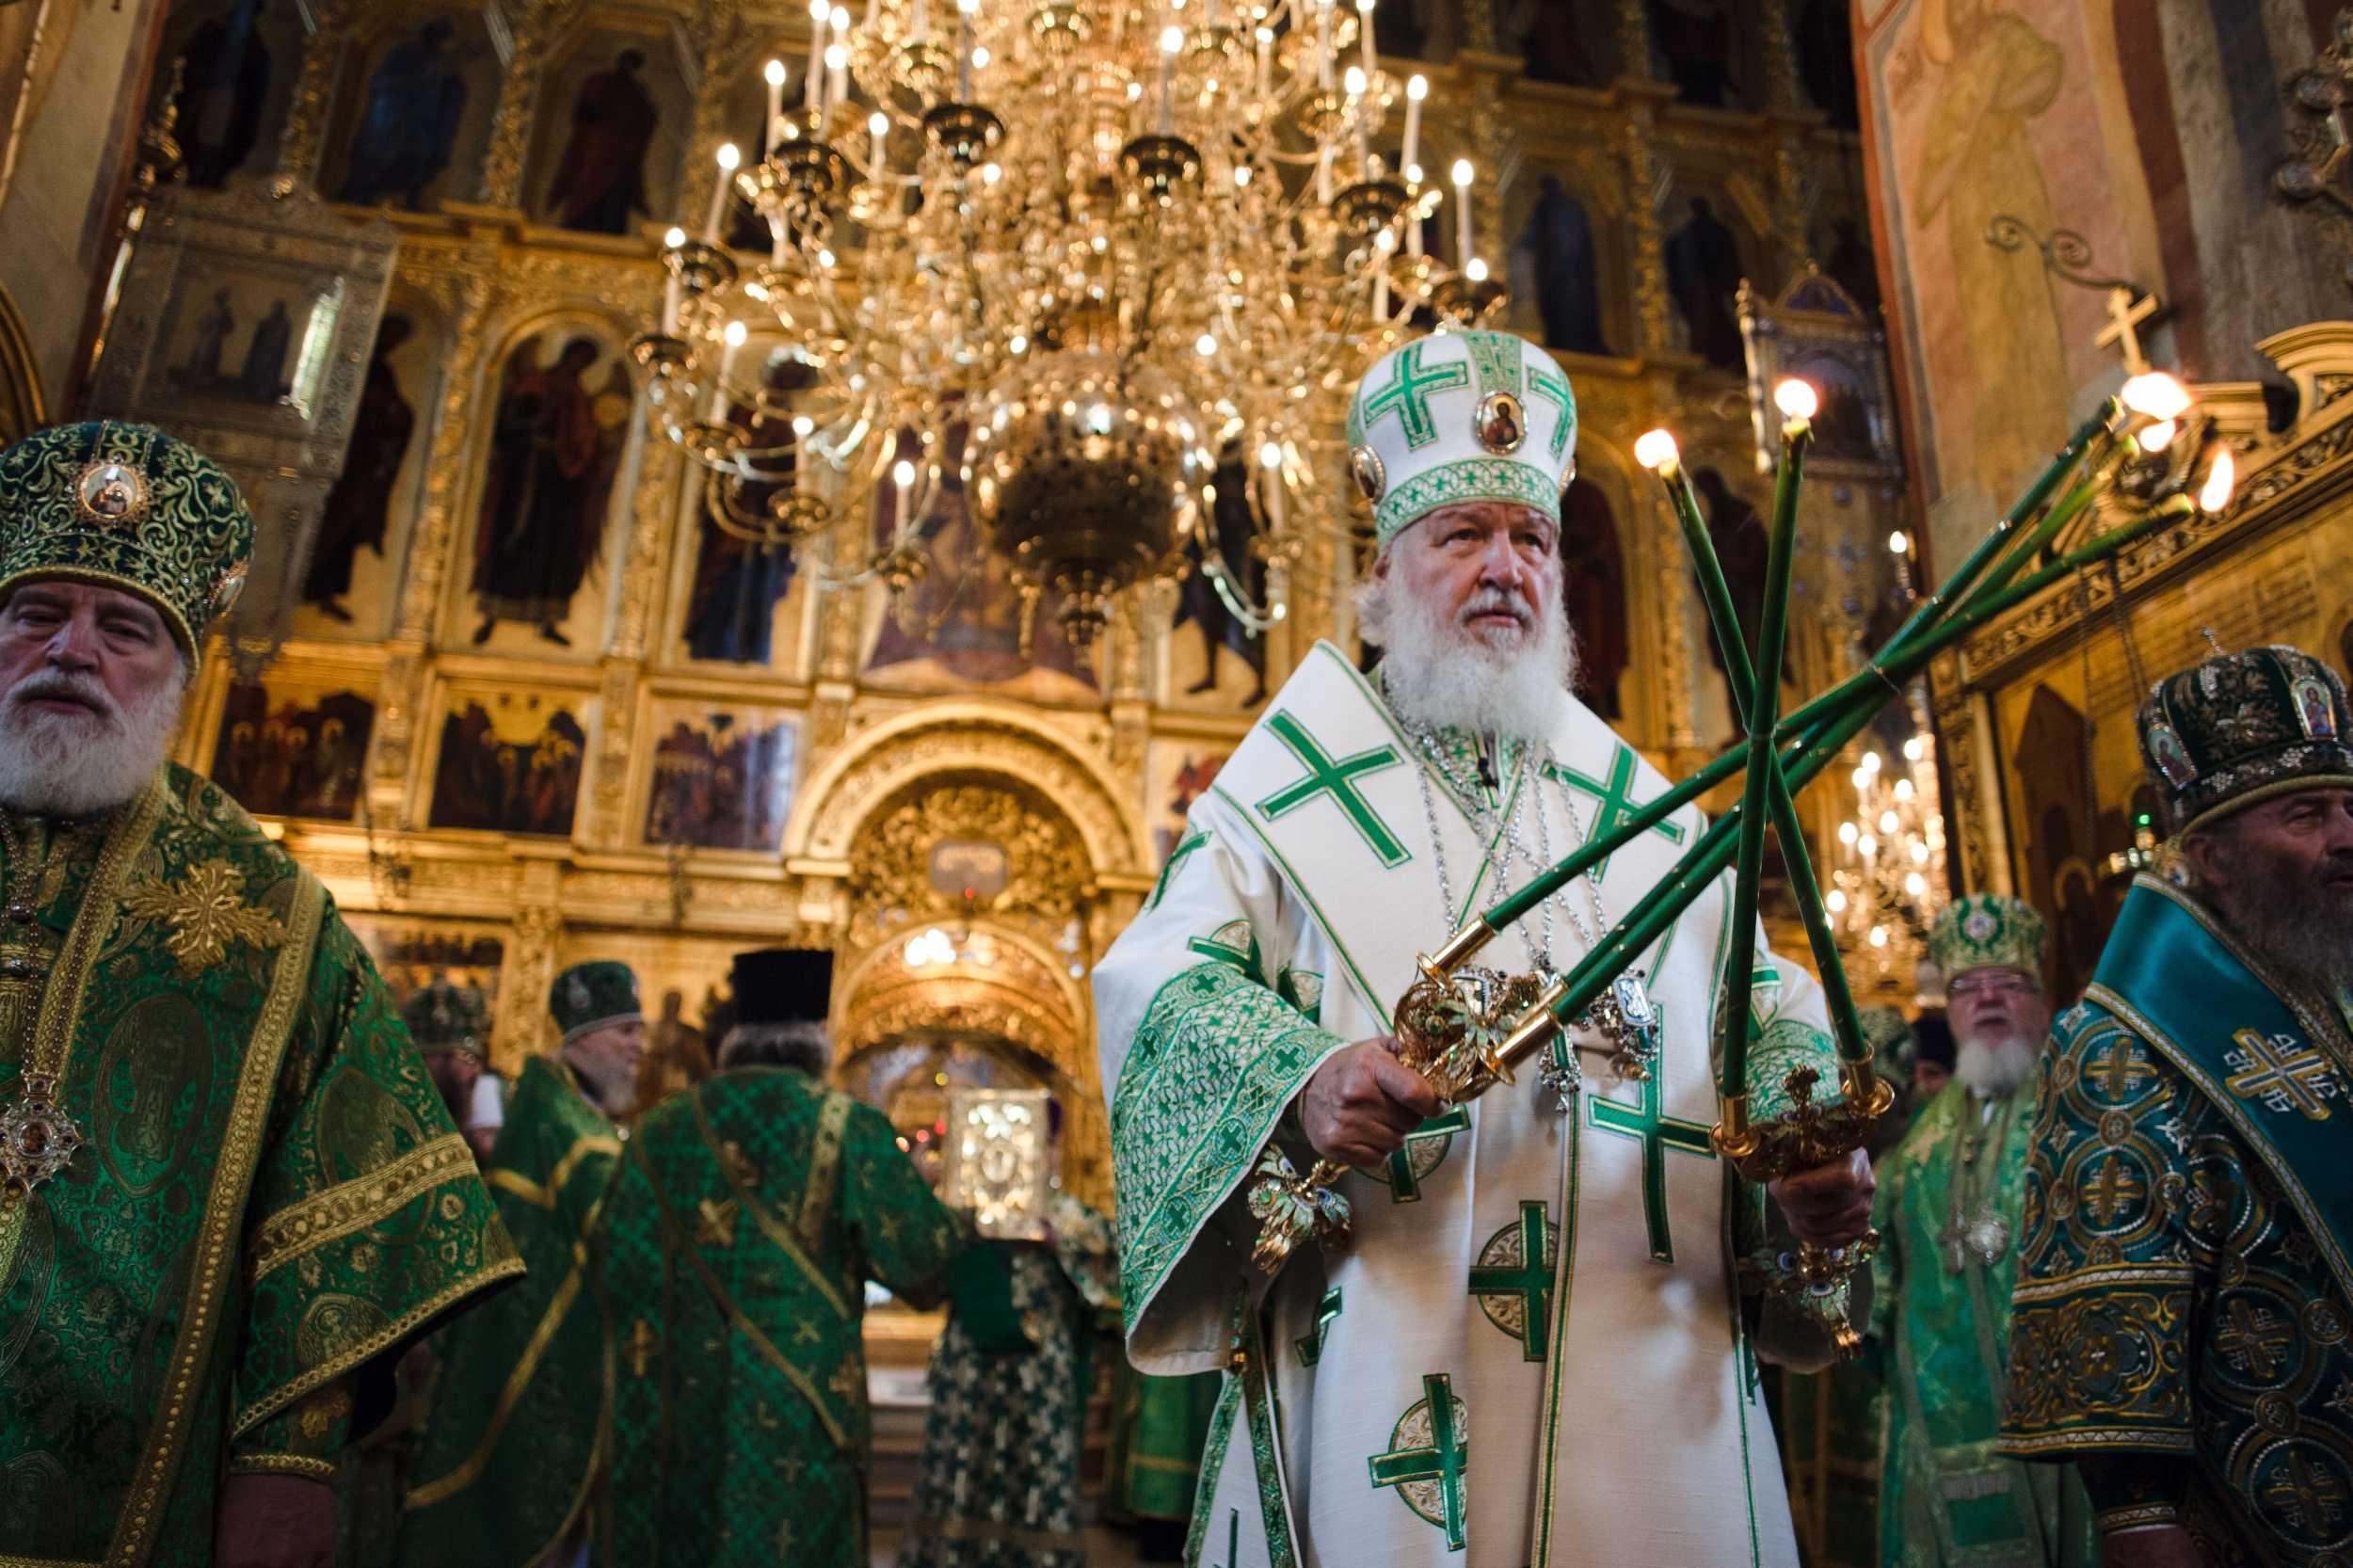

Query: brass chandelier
[631,0,1500,644]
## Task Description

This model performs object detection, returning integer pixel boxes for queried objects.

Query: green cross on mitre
[1527,360,1575,462]
[1460,330,1526,398]
[1369,1373,1471,1551]
[1544,744,1686,883]
[1588,1016,1716,1264]
[1468,1200,1555,1361]
[1254,710,1411,868]
[1357,341,1471,452]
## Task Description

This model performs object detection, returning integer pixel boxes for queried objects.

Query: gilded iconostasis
[0,0,1935,1219]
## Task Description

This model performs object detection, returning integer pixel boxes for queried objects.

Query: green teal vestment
[395,1053,621,1566]
[904,1192,1119,1568]
[0,766,521,1566]
[2001,876,2353,1566]
[596,1064,968,1567]
[1104,1369,1224,1532]
[1870,1079,2096,1566]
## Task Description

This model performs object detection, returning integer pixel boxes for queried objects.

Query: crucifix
[2094,286,2160,376]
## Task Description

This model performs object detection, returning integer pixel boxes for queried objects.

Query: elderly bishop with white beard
[0,423,517,1568]
[1094,329,1875,1568]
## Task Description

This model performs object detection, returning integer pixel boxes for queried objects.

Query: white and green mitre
[1346,328,1577,548]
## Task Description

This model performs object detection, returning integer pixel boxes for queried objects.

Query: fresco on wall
[528,34,694,237]
[463,326,633,650]
[643,706,800,853]
[323,10,497,212]
[427,688,591,837]
[209,678,376,821]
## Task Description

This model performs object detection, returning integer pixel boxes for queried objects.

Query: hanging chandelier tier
[632,0,1509,644]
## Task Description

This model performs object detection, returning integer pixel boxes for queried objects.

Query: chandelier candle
[764,60,786,157]
[702,143,740,242]
[1358,0,1377,74]
[806,0,827,107]
[1450,158,1473,264]
[1401,73,1425,176]
[957,0,977,97]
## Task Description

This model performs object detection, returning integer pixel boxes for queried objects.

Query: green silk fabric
[598,1065,967,1567]
[2002,880,2353,1564]
[904,1196,1118,1568]
[0,765,520,1565]
[395,1054,619,1567]
[1105,1369,1223,1525]
[1869,1079,2096,1566]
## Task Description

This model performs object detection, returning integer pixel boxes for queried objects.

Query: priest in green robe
[2002,645,2353,1568]
[1103,1368,1224,1560]
[396,960,644,1566]
[598,948,972,1567]
[0,421,520,1566]
[1870,895,2095,1566]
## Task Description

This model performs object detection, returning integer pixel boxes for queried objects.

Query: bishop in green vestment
[396,961,645,1566]
[598,949,971,1567]
[1870,896,2095,1567]
[2002,647,2353,1568]
[0,423,520,1566]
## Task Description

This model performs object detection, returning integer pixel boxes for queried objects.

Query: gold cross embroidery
[792,1318,823,1346]
[696,1197,738,1247]
[121,859,289,974]
[2225,1030,2340,1120]
[828,1357,862,1402]
[2091,1035,2153,1099]
[2082,1154,2148,1225]
[623,1319,660,1377]
[2218,1298,2295,1382]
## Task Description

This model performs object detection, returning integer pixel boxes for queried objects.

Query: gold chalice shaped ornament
[1244,373,2233,1360]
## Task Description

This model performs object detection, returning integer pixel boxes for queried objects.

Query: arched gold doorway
[788,705,1152,1216]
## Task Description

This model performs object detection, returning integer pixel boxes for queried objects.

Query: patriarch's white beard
[1955,1032,2038,1097]
[1358,571,1577,744]
[0,669,182,817]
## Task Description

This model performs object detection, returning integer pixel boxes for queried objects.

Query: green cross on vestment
[1254,711,1410,868]
[1147,828,1209,911]
[1544,744,1685,883]
[1588,1040,1715,1262]
[1369,1373,1471,1551]
[1190,922,1321,1017]
[1358,342,1470,451]
[1384,1105,1472,1201]
[1296,1287,1343,1366]
[1528,361,1575,460]
[1211,1509,1240,1568]
[1468,1201,1555,1361]
[1462,331,1525,398]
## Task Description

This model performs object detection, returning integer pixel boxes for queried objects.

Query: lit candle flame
[1449,158,1473,188]
[716,142,742,170]
[1258,440,1284,470]
[2135,418,2179,454]
[2121,371,2192,422]
[1633,428,1679,472]
[764,58,787,86]
[664,226,686,249]
[2199,443,2235,513]
[1406,73,1428,101]
[1464,257,1488,281]
[1773,377,1818,421]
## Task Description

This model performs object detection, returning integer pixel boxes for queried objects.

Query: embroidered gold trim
[225,1453,339,1482]
[109,869,323,1567]
[0,1554,100,1566]
[1997,1426,2196,1457]
[689,1085,851,1320]
[249,1134,477,1279]
[2010,1261,2195,1302]
[800,1092,853,1246]
[486,1135,622,1211]
[405,1246,590,1509]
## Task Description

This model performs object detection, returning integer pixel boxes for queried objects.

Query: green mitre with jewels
[0,421,255,655]
[2136,643,2353,836]
[550,959,641,1043]
[1927,893,2047,979]
[1346,329,1577,547]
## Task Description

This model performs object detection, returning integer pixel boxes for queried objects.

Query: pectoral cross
[623,1319,660,1377]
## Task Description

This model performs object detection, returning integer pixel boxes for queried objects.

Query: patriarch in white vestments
[1094,328,1877,1568]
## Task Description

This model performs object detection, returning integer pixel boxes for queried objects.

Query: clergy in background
[2002,647,2353,1568]
[905,1121,1118,1568]
[599,949,973,1566]
[1869,896,2095,1566]
[1092,330,1875,1566]
[0,422,520,1566]
[396,961,643,1567]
